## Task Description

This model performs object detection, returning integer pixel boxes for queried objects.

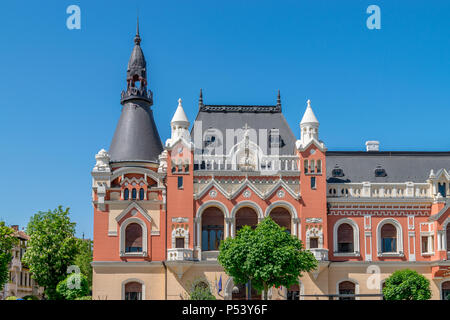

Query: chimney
[365,141,380,152]
[11,225,19,231]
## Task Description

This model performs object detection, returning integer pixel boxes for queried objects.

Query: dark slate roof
[191,104,296,155]
[326,151,450,183]
[109,101,163,163]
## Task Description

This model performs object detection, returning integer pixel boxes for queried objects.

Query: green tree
[56,273,90,300]
[184,278,216,300]
[218,217,317,300]
[0,222,19,291]
[74,238,93,289]
[383,269,431,300]
[22,206,78,299]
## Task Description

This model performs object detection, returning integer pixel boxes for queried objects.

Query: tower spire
[110,23,163,163]
[277,90,281,110]
[199,88,204,110]
[134,15,141,45]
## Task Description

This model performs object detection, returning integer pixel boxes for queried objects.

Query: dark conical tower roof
[109,23,163,163]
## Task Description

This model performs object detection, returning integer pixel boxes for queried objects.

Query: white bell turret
[166,98,191,147]
[300,99,319,143]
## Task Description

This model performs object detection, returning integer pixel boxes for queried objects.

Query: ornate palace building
[91,27,450,300]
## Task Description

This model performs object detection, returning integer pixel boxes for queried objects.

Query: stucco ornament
[94,149,111,171]
[209,190,218,198]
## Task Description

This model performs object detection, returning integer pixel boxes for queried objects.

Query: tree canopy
[22,206,79,299]
[0,221,19,290]
[383,269,431,300]
[74,238,93,290]
[56,272,90,300]
[218,217,317,299]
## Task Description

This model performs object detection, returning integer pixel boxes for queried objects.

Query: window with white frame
[421,233,434,255]
[377,219,403,256]
[120,218,148,257]
[333,218,359,255]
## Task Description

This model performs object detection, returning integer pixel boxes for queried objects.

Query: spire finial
[134,15,141,45]
[178,98,182,107]
[307,99,311,108]
[199,88,204,110]
[277,90,281,108]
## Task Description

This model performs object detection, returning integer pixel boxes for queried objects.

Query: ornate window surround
[305,226,323,249]
[121,278,146,300]
[333,218,360,257]
[171,227,189,249]
[336,278,360,300]
[376,218,404,257]
[119,217,148,258]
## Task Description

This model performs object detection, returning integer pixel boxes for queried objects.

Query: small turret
[300,99,319,143]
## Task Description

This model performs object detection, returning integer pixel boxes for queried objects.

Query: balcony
[167,248,194,261]
[201,250,219,261]
[310,248,329,261]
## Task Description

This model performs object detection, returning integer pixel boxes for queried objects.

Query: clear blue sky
[0,0,449,238]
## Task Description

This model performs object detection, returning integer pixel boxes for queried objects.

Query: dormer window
[332,166,344,177]
[374,166,387,177]
[269,129,284,148]
[205,135,216,147]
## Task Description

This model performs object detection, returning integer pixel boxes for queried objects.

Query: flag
[218,275,222,294]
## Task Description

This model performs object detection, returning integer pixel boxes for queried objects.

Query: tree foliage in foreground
[56,273,90,300]
[185,278,216,300]
[0,221,19,290]
[218,217,317,299]
[74,238,93,289]
[22,206,78,299]
[383,269,431,300]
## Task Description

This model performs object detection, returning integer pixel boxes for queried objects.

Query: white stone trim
[305,226,323,249]
[264,201,299,218]
[439,279,450,300]
[111,167,163,188]
[230,201,264,220]
[121,278,146,300]
[196,201,230,219]
[336,278,360,300]
[333,218,360,256]
[194,201,228,252]
[115,202,153,223]
[119,217,148,258]
[171,227,189,249]
[376,218,404,257]
[442,217,450,252]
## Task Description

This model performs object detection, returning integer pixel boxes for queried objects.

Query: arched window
[235,207,258,232]
[269,207,291,234]
[132,188,137,200]
[124,281,142,300]
[337,223,354,253]
[139,188,145,200]
[125,223,143,253]
[446,223,450,253]
[124,189,129,200]
[438,182,446,197]
[442,281,450,300]
[338,281,355,300]
[287,284,299,300]
[381,224,397,253]
[201,207,224,251]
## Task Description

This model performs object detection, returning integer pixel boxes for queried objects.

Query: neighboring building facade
[0,226,44,300]
[91,27,450,300]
